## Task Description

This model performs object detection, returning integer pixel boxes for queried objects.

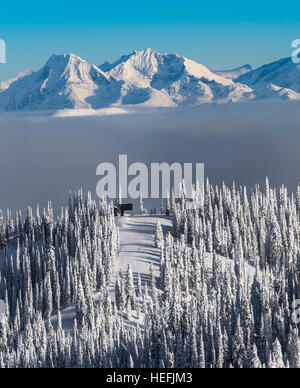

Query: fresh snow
[112,215,172,284]
[0,54,123,111]
[213,64,253,80]
[2,49,300,114]
[51,215,172,332]
[99,51,137,72]
[106,48,253,106]
[113,214,255,290]
[2,182,299,368]
[236,57,300,100]
[51,214,255,333]
[0,69,33,92]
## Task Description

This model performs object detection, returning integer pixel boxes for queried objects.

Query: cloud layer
[0,101,300,213]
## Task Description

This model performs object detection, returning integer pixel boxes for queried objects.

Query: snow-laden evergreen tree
[154,220,164,249]
[125,265,136,311]
[139,195,144,215]
[1,180,300,368]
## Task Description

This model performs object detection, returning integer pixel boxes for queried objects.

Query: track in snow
[111,215,172,293]
[52,214,254,332]
[52,215,172,331]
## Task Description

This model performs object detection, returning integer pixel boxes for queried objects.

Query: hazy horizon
[1,101,300,214]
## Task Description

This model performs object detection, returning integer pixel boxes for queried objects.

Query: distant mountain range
[0,48,299,113]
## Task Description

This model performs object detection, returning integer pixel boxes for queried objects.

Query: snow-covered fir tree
[0,180,300,368]
[154,220,164,249]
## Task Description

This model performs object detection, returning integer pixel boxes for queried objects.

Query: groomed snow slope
[51,215,172,331]
[50,214,255,332]
[113,214,255,290]
[112,215,172,284]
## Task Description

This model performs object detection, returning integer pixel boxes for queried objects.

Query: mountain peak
[236,57,300,95]
[0,52,120,111]
[45,53,86,68]
[99,49,168,73]
[0,50,299,113]
[139,48,159,56]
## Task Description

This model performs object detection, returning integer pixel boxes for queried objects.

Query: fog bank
[0,101,300,213]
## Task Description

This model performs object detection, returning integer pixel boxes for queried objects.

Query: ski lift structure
[114,203,133,217]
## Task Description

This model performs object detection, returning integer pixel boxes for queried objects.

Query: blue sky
[0,0,300,81]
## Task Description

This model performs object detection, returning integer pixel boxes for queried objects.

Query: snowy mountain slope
[213,64,252,79]
[105,48,254,106]
[113,215,172,282]
[50,213,255,333]
[0,69,33,92]
[0,54,123,111]
[236,57,300,100]
[0,49,254,111]
[99,51,137,72]
[111,214,256,297]
[1,50,300,113]
[49,215,172,333]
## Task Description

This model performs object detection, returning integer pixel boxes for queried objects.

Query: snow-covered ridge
[213,64,253,79]
[101,48,253,106]
[0,49,299,114]
[0,53,123,111]
[0,68,33,92]
[98,51,137,72]
[236,57,300,100]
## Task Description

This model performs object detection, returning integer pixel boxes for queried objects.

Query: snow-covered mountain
[0,49,299,113]
[0,54,122,111]
[0,69,33,92]
[213,64,252,80]
[236,57,300,100]
[102,48,254,106]
[99,52,136,72]
[0,49,254,112]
